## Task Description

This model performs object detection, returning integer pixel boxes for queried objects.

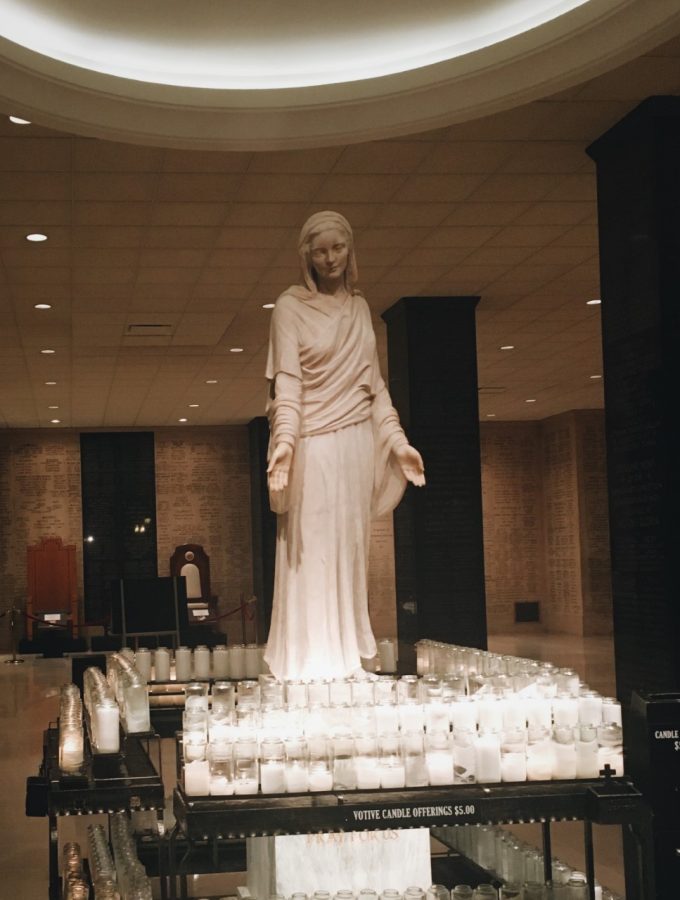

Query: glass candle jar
[355,734,381,789]
[151,647,169,682]
[134,648,152,682]
[475,731,502,783]
[552,726,577,780]
[184,758,210,795]
[308,736,333,791]
[284,737,309,792]
[229,644,246,680]
[244,643,261,678]
[233,736,259,794]
[578,691,603,727]
[260,737,286,794]
[526,725,554,781]
[501,728,527,782]
[452,728,476,783]
[575,724,599,778]
[208,741,234,795]
[286,679,309,709]
[379,733,406,788]
[212,644,230,678]
[552,693,579,728]
[185,681,209,713]
[212,681,235,718]
[402,730,428,787]
[426,731,454,785]
[193,645,211,679]
[174,647,192,682]
[399,699,425,733]
[333,734,357,790]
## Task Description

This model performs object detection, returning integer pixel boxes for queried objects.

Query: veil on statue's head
[298,210,359,293]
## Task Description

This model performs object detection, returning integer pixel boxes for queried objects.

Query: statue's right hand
[267,443,294,492]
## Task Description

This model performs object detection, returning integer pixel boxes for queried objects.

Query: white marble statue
[264,211,425,681]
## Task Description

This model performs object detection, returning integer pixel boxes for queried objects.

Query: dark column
[587,97,680,703]
[248,417,276,642]
[382,296,487,655]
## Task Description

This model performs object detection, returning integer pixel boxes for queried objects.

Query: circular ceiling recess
[1,0,679,148]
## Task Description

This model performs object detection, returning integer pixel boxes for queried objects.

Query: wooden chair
[26,536,78,639]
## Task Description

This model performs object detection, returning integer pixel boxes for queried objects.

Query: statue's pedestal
[247,829,432,897]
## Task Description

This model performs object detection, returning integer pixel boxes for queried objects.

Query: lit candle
[576,736,599,778]
[525,698,552,730]
[426,751,454,786]
[578,693,603,727]
[477,697,504,733]
[260,761,286,794]
[284,763,309,793]
[502,697,526,731]
[134,648,152,682]
[233,776,259,795]
[552,695,579,727]
[475,734,502,783]
[500,752,526,783]
[552,742,577,780]
[379,764,406,789]
[526,744,554,781]
[210,774,234,795]
[308,767,333,792]
[94,704,120,753]
[356,760,382,789]
[399,703,425,732]
[184,760,210,795]
[376,704,400,734]
[451,697,478,732]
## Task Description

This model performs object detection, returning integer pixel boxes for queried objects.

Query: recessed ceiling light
[45,380,57,385]
[486,413,497,418]
[40,348,55,354]
[188,404,199,408]
[48,405,59,410]
[26,232,48,242]
[262,303,275,309]
[525,398,537,403]
[178,417,188,423]
[85,535,95,543]
[50,419,61,424]
[586,298,601,306]
[229,347,244,353]
[9,115,31,125]
[34,303,52,310]
[499,345,515,351]
[590,374,602,380]
[205,379,218,384]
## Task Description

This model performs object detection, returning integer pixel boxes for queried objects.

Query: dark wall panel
[81,432,158,623]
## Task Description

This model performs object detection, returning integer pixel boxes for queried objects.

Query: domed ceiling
[1,0,679,148]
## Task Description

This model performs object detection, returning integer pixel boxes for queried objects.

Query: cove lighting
[34,303,52,309]
[9,115,31,125]
[26,232,48,242]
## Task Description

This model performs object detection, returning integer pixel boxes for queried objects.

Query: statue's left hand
[394,444,426,487]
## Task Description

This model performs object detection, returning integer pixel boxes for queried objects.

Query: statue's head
[298,210,358,292]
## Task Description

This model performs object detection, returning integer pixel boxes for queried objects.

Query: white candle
[378,639,397,673]
[576,740,599,778]
[234,776,259,795]
[94,704,120,753]
[552,696,579,727]
[502,697,526,731]
[424,702,450,734]
[356,760,382,789]
[284,764,309,793]
[184,739,207,762]
[427,751,454,786]
[552,742,577,779]
[260,761,286,794]
[578,694,603,727]
[453,741,476,783]
[245,645,260,678]
[210,774,234,795]
[477,698,504,733]
[229,645,246,680]
[174,648,192,682]
[153,648,170,682]
[475,734,502,783]
[526,698,552,730]
[184,760,210,795]
[135,649,152,682]
[380,765,406,789]
[602,698,622,727]
[399,703,425,732]
[193,646,211,680]
[376,704,400,734]
[308,768,333,792]
[526,744,554,781]
[308,680,330,706]
[451,698,478,731]
[501,752,527,783]
[212,646,230,678]
[60,733,84,771]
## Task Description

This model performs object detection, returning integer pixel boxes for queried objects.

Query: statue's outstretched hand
[267,442,294,493]
[394,444,426,487]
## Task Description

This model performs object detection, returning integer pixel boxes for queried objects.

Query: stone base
[247,828,432,897]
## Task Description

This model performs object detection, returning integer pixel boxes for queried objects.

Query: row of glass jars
[87,824,120,899]
[62,841,89,900]
[110,812,153,900]
[435,824,622,899]
[182,721,623,797]
[59,683,84,773]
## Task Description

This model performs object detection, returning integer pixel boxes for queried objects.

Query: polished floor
[0,632,624,899]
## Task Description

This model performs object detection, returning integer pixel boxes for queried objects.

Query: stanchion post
[4,605,25,665]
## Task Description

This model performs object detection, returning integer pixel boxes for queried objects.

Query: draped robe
[264,286,407,680]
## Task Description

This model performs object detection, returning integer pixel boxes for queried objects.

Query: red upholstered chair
[26,536,79,639]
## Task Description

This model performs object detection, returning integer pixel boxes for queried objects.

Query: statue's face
[309,227,349,283]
